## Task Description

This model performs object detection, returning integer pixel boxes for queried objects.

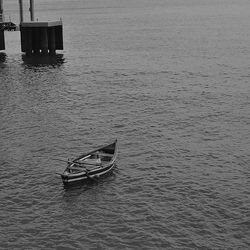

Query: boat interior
[67,150,114,173]
[84,150,114,163]
[66,142,116,174]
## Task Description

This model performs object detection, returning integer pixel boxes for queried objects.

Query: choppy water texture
[0,0,250,249]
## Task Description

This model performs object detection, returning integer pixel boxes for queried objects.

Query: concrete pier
[20,21,63,55]
[0,0,64,53]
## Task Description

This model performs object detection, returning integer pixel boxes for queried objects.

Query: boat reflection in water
[22,53,65,67]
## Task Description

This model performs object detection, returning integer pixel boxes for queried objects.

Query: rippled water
[0,0,250,249]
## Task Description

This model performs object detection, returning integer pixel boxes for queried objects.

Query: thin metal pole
[29,0,34,21]
[19,0,24,23]
[0,0,3,23]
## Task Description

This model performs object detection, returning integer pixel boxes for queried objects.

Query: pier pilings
[0,0,4,50]
[0,29,4,50]
[20,21,63,55]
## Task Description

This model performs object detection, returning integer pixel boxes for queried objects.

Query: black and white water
[0,0,249,249]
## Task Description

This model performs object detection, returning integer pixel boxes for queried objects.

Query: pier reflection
[22,53,65,67]
[0,52,6,64]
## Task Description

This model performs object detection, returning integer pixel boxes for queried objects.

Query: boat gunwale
[73,139,117,163]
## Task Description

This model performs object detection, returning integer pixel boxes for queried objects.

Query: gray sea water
[0,0,250,249]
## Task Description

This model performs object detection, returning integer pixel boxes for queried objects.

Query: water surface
[0,0,249,249]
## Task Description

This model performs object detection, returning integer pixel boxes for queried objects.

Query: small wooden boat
[61,140,118,185]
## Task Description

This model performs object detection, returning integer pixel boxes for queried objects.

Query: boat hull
[61,162,116,184]
[61,140,117,185]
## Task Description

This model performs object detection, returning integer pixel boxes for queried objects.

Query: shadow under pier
[22,53,65,67]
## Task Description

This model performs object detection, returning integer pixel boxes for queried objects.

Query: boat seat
[94,152,114,157]
[68,166,88,171]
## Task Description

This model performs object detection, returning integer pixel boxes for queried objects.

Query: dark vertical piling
[0,0,3,23]
[48,27,56,54]
[55,25,63,50]
[0,29,4,50]
[0,0,5,50]
[32,27,40,54]
[40,27,48,54]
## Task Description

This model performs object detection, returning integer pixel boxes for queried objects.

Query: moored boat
[61,139,118,185]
